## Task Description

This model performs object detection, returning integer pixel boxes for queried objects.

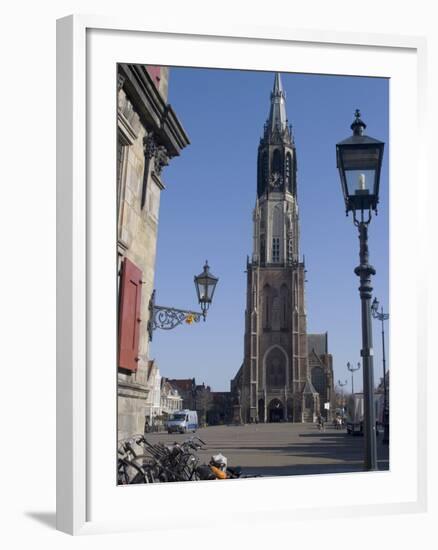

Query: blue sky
[150,67,389,393]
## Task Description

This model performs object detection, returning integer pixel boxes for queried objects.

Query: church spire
[257,73,296,198]
[268,73,288,134]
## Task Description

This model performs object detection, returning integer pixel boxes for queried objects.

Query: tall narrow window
[272,204,283,263]
[272,149,282,173]
[260,235,266,264]
[288,238,293,263]
[272,237,280,262]
[286,152,292,193]
[263,284,271,329]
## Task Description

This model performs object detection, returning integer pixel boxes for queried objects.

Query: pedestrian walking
[316,414,325,431]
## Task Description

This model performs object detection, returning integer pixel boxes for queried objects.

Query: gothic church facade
[236,74,333,423]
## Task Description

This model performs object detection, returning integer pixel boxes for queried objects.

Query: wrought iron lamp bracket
[372,310,389,321]
[147,290,205,341]
[347,362,361,373]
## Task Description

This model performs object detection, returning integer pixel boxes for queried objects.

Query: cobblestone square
[146,423,389,477]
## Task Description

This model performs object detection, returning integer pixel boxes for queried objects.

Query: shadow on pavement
[243,460,389,477]
[199,432,389,477]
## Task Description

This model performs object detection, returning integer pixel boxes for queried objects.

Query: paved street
[146,423,389,477]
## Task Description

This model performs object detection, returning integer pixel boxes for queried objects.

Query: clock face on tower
[270,171,283,189]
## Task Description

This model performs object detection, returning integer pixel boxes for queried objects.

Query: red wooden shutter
[118,258,142,372]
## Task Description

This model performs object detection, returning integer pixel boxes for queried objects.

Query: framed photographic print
[57,15,427,535]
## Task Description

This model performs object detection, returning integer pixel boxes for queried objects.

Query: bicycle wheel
[118,458,146,484]
[118,455,159,484]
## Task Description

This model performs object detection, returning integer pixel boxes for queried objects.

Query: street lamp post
[347,361,361,395]
[148,261,219,341]
[371,297,389,444]
[336,109,385,471]
[337,379,348,411]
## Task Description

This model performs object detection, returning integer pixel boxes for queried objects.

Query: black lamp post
[338,379,348,410]
[336,109,384,471]
[347,361,361,395]
[371,297,389,445]
[148,261,218,341]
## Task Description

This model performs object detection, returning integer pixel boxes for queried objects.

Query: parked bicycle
[117,434,260,484]
[117,435,206,484]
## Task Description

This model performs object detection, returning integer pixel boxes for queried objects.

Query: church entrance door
[268,398,284,423]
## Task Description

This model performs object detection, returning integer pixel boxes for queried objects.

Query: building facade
[206,392,234,425]
[167,378,197,411]
[144,360,162,429]
[308,333,335,418]
[144,371,184,432]
[160,378,184,418]
[168,378,217,426]
[117,64,190,440]
[237,74,330,423]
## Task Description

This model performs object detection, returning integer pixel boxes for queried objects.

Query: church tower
[239,73,319,423]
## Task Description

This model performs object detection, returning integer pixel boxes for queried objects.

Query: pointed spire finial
[272,72,284,97]
[267,72,288,135]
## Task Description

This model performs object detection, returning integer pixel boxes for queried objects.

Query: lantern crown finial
[351,109,367,136]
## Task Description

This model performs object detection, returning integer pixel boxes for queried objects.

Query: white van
[346,393,383,435]
[167,410,198,434]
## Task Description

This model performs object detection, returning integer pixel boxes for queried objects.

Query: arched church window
[272,149,282,173]
[266,348,286,388]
